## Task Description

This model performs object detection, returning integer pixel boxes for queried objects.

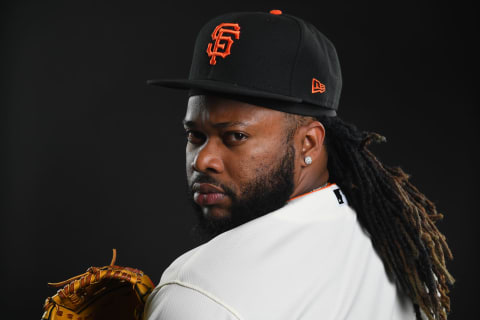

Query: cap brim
[147,79,303,103]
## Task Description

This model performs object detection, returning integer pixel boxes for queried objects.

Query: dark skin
[184,95,329,220]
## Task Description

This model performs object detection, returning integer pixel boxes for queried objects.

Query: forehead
[184,95,286,125]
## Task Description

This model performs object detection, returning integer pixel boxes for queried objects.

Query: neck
[289,169,329,199]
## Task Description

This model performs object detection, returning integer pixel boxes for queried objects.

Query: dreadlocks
[287,114,454,320]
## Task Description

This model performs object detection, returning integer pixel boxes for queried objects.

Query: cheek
[227,144,279,186]
[185,146,196,177]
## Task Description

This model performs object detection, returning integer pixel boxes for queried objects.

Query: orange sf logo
[206,23,241,65]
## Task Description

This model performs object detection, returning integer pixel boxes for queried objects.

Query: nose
[191,138,224,174]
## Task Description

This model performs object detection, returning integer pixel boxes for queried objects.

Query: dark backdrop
[1,0,477,318]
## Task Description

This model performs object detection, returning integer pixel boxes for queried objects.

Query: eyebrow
[182,120,250,128]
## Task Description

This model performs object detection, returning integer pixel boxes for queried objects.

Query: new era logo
[312,78,326,94]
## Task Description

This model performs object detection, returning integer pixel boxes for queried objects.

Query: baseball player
[144,10,454,320]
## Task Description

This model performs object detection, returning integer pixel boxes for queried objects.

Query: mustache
[189,174,236,198]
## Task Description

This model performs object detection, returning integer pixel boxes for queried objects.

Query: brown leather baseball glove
[41,249,154,320]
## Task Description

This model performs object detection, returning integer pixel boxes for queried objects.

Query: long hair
[190,91,455,318]
[311,115,454,320]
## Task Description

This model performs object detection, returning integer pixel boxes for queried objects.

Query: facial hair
[188,143,295,242]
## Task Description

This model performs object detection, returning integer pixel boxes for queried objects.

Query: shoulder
[161,184,362,286]
[147,185,414,319]
[159,185,355,284]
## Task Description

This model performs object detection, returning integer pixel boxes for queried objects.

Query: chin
[203,206,231,221]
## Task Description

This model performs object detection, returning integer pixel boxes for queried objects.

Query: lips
[192,183,226,206]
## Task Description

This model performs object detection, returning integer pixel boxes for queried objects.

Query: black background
[1,0,477,318]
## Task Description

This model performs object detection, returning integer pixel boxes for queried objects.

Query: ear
[299,121,326,167]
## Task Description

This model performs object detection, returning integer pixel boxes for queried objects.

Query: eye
[186,130,205,145]
[223,131,248,145]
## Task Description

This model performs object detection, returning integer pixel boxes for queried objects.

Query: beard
[188,143,296,243]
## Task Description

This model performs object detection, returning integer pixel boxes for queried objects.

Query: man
[144,10,453,320]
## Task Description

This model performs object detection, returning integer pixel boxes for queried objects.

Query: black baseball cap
[148,10,342,117]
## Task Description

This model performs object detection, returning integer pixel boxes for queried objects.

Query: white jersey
[144,184,415,319]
